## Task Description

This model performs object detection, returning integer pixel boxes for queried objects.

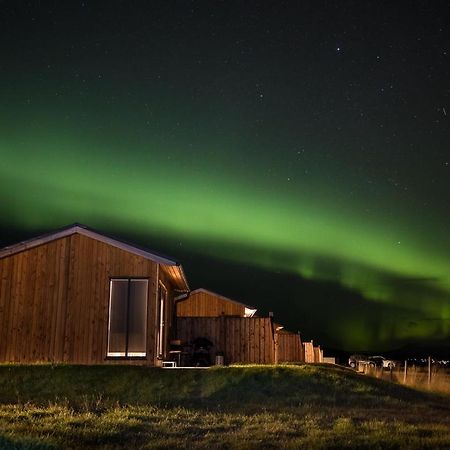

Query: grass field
[1,364,450,449]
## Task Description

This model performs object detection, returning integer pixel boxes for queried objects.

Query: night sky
[1,1,450,353]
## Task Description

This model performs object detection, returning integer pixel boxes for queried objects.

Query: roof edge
[0,223,180,267]
[187,288,257,313]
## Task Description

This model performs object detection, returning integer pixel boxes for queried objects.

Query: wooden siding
[303,341,315,363]
[313,346,323,363]
[176,317,275,364]
[0,233,177,365]
[176,290,246,317]
[158,267,177,359]
[276,331,303,363]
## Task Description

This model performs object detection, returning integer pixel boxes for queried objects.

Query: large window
[107,278,148,357]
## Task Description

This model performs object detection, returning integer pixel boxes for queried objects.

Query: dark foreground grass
[0,364,450,449]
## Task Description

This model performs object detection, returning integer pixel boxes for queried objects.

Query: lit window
[107,278,148,357]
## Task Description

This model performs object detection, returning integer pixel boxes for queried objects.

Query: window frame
[106,277,149,359]
[156,281,168,359]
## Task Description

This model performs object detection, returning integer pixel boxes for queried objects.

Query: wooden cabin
[273,324,303,363]
[0,224,189,365]
[176,288,257,318]
[175,289,303,365]
[303,341,323,363]
[314,345,324,363]
[175,288,266,364]
[303,341,315,363]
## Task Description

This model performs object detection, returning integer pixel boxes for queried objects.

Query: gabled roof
[273,322,300,334]
[188,288,257,317]
[0,223,189,291]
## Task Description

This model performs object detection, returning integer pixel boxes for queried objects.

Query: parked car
[348,354,396,370]
[348,354,368,368]
[368,356,396,369]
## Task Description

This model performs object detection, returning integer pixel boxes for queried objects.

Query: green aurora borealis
[2,117,450,351]
[1,2,450,352]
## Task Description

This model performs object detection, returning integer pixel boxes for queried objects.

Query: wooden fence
[176,317,275,364]
[303,341,315,362]
[276,331,303,363]
[313,346,323,363]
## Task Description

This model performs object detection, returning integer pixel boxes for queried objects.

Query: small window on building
[107,278,148,357]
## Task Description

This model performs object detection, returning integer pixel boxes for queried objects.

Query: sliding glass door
[107,278,148,357]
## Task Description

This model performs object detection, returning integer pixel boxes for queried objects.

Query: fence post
[428,356,432,388]
[274,331,279,365]
[403,360,407,384]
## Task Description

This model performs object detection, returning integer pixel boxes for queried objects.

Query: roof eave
[0,224,179,267]
[188,288,257,312]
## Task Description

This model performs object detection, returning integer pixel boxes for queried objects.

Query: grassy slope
[0,364,449,449]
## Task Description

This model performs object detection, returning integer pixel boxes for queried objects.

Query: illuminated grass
[1,364,450,449]
[2,404,450,449]
[369,365,450,396]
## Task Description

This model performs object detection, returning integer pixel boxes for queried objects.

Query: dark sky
[1,1,450,353]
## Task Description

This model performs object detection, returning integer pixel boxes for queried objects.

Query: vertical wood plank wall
[276,331,303,363]
[0,233,168,364]
[158,267,176,359]
[176,317,275,364]
[176,291,245,317]
[303,341,315,362]
[313,346,323,363]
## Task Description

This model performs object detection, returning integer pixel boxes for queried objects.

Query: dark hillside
[0,364,448,412]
